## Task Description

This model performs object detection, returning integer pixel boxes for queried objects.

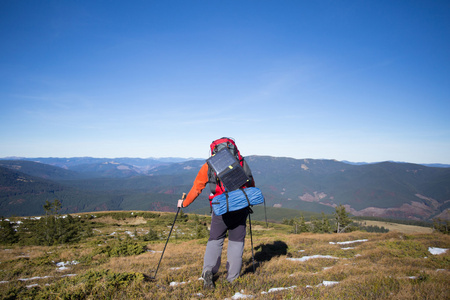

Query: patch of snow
[0,281,9,284]
[147,250,162,254]
[169,281,187,286]
[287,255,339,262]
[61,274,77,277]
[329,239,368,245]
[56,260,79,267]
[261,286,297,294]
[124,231,135,237]
[341,247,355,250]
[307,281,340,287]
[26,283,39,288]
[56,260,79,271]
[321,281,339,287]
[18,276,53,281]
[428,247,448,255]
[170,267,181,270]
[226,290,254,299]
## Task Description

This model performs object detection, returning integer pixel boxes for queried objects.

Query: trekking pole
[263,196,268,228]
[248,211,256,273]
[148,193,186,280]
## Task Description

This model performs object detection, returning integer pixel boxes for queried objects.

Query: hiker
[177,137,255,288]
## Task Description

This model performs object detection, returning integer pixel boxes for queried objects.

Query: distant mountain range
[1,157,449,221]
[0,157,198,174]
[341,160,450,168]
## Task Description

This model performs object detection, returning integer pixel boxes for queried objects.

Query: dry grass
[91,215,148,226]
[1,213,449,299]
[361,220,434,234]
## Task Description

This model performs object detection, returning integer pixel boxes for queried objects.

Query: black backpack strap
[241,188,251,206]
[207,166,219,194]
[242,158,255,186]
[241,188,253,214]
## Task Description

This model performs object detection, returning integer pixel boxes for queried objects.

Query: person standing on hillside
[177,137,255,289]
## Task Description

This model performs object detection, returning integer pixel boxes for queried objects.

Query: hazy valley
[1,156,449,222]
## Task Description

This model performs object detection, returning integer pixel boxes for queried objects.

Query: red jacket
[183,163,209,207]
[182,162,255,208]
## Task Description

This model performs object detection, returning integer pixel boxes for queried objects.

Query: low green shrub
[0,219,18,245]
[30,269,145,299]
[96,237,147,257]
[381,240,428,258]
[142,228,159,241]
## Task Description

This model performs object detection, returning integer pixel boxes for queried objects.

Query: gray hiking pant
[203,207,249,283]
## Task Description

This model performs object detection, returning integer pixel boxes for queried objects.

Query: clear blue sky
[1,1,449,163]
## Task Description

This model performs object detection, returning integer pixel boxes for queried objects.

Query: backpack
[207,137,254,200]
[209,137,242,160]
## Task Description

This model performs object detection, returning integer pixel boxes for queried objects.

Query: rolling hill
[246,156,450,220]
[0,157,449,221]
[0,162,202,217]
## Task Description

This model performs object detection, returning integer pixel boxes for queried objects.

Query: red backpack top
[208,137,252,200]
[209,137,242,160]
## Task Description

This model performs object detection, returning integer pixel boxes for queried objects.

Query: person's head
[210,137,239,157]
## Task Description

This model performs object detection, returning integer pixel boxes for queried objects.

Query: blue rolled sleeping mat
[211,187,264,216]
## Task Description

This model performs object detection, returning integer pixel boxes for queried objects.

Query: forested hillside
[1,157,449,221]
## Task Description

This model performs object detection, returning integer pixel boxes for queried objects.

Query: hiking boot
[203,270,214,289]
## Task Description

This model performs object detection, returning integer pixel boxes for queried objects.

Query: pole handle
[178,193,187,208]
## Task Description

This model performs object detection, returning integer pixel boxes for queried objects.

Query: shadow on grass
[242,240,288,275]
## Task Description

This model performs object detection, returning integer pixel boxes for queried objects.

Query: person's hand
[177,192,186,208]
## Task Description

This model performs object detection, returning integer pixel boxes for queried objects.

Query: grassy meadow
[1,211,449,299]
[358,220,433,234]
